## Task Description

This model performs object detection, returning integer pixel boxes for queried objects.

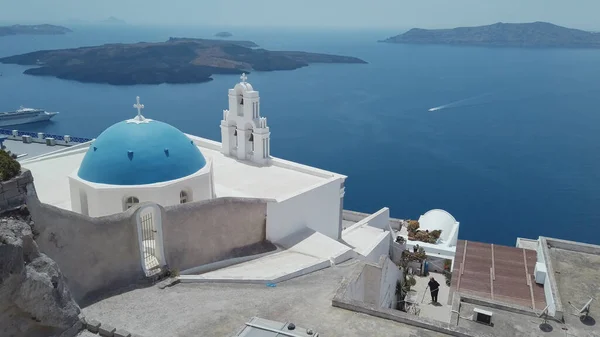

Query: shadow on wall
[26,182,271,307]
[26,191,145,307]
[162,197,271,272]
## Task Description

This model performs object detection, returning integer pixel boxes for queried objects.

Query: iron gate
[140,210,161,276]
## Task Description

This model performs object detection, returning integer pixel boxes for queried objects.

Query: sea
[1,25,599,246]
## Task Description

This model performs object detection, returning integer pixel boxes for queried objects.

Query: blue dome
[78,120,206,185]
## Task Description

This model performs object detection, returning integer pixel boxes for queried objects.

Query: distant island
[0,24,72,37]
[380,22,600,48]
[215,32,233,38]
[0,38,367,85]
[101,16,127,25]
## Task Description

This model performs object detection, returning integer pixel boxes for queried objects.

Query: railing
[69,136,93,143]
[0,128,93,146]
[17,130,39,137]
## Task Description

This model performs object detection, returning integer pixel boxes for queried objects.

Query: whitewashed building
[21,74,347,242]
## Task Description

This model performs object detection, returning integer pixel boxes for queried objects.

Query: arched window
[180,191,188,204]
[124,196,139,210]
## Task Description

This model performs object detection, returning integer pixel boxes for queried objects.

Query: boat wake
[428,92,493,112]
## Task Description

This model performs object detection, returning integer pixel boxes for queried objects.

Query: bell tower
[220,73,271,165]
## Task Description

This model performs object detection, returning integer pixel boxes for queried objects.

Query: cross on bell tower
[220,74,271,165]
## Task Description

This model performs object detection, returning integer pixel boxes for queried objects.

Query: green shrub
[0,150,21,181]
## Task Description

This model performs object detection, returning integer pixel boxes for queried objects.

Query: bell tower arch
[220,73,271,165]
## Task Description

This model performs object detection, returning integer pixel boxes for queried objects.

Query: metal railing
[0,128,93,145]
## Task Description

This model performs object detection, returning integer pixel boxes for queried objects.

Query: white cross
[240,73,248,83]
[133,96,144,118]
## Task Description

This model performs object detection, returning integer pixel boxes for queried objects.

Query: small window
[180,191,188,204]
[125,196,139,210]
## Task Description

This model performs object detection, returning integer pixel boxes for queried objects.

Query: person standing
[428,277,440,303]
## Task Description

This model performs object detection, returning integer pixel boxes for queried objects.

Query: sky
[0,0,599,30]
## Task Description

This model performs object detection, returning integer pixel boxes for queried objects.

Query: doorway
[136,205,165,277]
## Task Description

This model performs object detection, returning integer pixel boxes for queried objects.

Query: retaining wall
[163,197,270,272]
[26,190,144,306]
[0,169,32,211]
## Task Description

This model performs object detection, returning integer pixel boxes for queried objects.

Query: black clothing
[430,288,439,303]
[428,279,440,290]
[428,279,440,303]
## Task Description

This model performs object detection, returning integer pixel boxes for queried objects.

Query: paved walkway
[411,272,452,323]
[82,263,450,337]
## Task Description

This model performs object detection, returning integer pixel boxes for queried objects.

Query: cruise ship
[0,107,58,127]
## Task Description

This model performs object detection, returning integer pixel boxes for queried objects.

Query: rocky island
[101,16,127,25]
[0,24,72,37]
[0,38,366,85]
[381,22,600,48]
[215,32,233,38]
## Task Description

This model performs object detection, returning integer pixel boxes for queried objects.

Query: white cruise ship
[0,106,58,127]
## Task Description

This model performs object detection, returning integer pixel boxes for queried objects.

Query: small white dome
[418,209,458,243]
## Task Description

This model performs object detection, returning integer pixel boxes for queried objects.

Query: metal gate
[140,210,161,276]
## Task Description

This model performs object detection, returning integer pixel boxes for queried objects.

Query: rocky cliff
[0,207,81,337]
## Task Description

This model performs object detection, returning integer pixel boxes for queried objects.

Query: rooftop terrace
[548,240,600,336]
[450,237,600,337]
[20,135,342,212]
[2,138,70,161]
[451,240,546,310]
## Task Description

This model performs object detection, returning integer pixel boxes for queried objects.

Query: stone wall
[163,197,271,272]
[26,180,272,305]
[0,170,32,211]
[26,192,145,306]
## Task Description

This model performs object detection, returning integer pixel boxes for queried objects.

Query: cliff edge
[0,206,81,337]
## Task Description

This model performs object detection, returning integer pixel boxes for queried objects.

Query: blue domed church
[68,97,215,216]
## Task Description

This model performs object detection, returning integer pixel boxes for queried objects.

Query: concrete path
[82,263,450,337]
[179,229,354,283]
[411,272,452,323]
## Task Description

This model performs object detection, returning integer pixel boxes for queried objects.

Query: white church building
[22,74,347,243]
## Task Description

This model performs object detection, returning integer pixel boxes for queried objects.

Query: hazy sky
[1,0,599,30]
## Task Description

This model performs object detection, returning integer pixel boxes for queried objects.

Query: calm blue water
[1,25,600,246]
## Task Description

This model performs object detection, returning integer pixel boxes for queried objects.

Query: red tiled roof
[451,240,546,309]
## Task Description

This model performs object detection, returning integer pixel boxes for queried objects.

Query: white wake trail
[427,92,493,112]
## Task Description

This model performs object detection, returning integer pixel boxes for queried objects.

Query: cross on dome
[240,73,248,83]
[134,96,144,117]
[127,96,153,124]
